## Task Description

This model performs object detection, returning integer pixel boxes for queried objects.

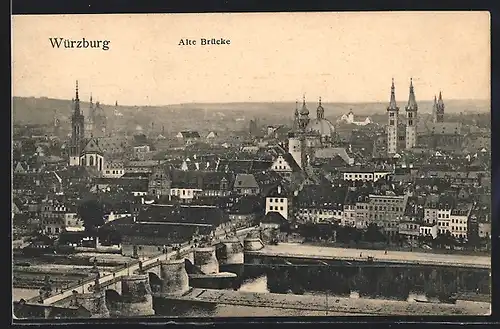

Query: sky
[12,12,490,106]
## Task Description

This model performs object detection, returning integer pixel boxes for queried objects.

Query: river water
[153,271,433,317]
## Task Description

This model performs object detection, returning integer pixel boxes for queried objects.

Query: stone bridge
[15,236,265,319]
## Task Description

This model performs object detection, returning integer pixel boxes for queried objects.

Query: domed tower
[386,78,399,155]
[298,94,310,132]
[405,78,418,150]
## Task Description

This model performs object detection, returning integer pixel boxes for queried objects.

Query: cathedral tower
[386,78,399,155]
[436,91,445,123]
[405,78,418,150]
[70,80,85,166]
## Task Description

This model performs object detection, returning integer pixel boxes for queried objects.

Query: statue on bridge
[38,275,53,301]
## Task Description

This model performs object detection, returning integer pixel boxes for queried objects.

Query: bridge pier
[110,274,154,317]
[159,259,190,295]
[217,239,244,266]
[194,247,219,274]
[72,290,110,318]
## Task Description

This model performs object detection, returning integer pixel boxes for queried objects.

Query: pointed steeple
[387,78,399,111]
[74,80,81,115]
[300,94,309,115]
[406,78,418,111]
[437,91,444,107]
[294,101,299,117]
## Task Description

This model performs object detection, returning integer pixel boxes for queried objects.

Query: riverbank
[303,241,490,257]
[162,288,490,316]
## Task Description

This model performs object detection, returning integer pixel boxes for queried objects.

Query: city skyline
[12,12,490,106]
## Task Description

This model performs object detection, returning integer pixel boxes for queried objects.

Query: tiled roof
[279,153,302,172]
[119,222,213,245]
[170,170,234,190]
[297,185,347,209]
[137,204,230,226]
[261,211,287,225]
[216,159,272,174]
[233,174,259,189]
[179,131,201,138]
[265,183,289,198]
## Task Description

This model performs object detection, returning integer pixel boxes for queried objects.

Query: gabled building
[233,173,260,196]
[270,153,302,179]
[176,131,201,145]
[264,183,290,220]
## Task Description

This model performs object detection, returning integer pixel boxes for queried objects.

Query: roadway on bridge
[254,243,491,268]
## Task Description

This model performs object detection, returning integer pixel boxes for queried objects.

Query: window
[280,207,284,211]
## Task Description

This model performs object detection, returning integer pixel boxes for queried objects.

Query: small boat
[414,299,433,303]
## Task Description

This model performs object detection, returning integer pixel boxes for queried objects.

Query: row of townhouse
[294,184,478,241]
[39,200,84,236]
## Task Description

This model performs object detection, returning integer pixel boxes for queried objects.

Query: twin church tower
[386,78,445,155]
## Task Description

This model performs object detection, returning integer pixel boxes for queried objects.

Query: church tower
[293,101,299,131]
[436,91,445,123]
[432,95,438,123]
[69,80,85,166]
[298,94,310,131]
[386,78,399,155]
[85,93,95,138]
[316,96,324,120]
[405,78,418,150]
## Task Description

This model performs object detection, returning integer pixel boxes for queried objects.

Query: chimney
[277,185,282,195]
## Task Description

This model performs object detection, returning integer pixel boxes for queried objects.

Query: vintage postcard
[11,12,491,320]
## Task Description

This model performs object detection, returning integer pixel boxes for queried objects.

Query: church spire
[387,78,398,111]
[406,78,418,111]
[437,91,444,106]
[74,80,81,115]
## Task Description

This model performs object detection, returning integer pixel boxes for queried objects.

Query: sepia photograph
[11,12,491,320]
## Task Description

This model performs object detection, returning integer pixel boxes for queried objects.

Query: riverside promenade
[247,243,491,269]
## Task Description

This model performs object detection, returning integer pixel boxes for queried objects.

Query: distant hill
[12,96,490,126]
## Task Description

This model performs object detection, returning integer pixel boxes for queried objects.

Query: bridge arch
[148,272,162,293]
[104,289,121,303]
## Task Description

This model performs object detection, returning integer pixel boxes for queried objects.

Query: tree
[78,199,105,231]
[364,224,386,246]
